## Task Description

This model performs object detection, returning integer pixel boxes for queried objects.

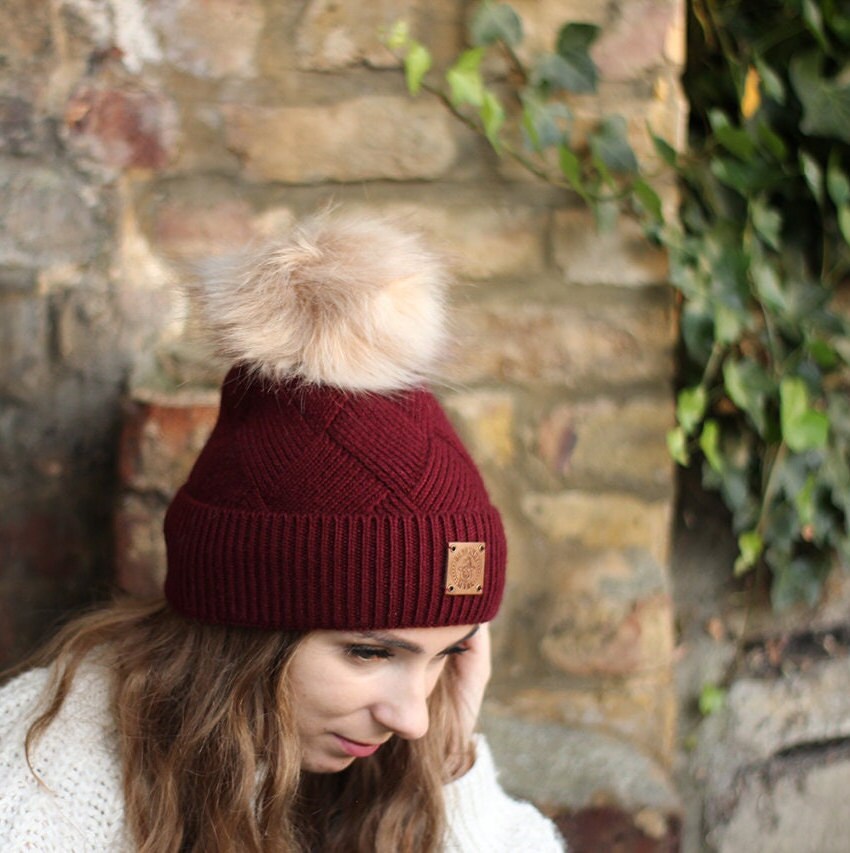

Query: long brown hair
[16,596,471,852]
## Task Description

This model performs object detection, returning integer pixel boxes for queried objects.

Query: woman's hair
[18,596,472,853]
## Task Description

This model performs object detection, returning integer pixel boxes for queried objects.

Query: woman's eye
[346,645,393,661]
[442,645,469,657]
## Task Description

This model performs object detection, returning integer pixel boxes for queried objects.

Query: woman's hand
[452,623,492,744]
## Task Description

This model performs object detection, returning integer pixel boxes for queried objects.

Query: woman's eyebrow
[353,625,480,655]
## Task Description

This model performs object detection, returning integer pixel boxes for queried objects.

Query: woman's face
[288,623,477,773]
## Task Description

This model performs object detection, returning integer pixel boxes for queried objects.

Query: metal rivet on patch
[445,542,486,596]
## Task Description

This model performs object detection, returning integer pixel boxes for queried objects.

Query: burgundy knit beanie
[164,212,506,630]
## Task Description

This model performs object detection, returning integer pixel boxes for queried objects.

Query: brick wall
[1,0,685,844]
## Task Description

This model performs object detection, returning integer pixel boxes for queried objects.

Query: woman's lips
[333,734,383,758]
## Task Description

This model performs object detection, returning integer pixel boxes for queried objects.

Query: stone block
[510,1,608,64]
[537,547,674,678]
[480,712,678,812]
[553,208,669,286]
[696,657,850,800]
[441,390,516,467]
[536,396,674,492]
[295,0,412,71]
[592,0,678,82]
[502,670,677,765]
[55,289,116,370]
[146,0,264,78]
[349,200,546,280]
[0,161,101,267]
[222,97,458,183]
[447,295,674,388]
[522,492,672,564]
[152,197,257,259]
[64,85,180,170]
[0,96,38,156]
[0,292,48,400]
[118,392,220,496]
[114,493,167,596]
[707,746,850,853]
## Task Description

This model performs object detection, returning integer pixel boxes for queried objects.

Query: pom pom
[187,212,450,391]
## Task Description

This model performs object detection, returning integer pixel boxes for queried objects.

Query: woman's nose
[372,674,431,741]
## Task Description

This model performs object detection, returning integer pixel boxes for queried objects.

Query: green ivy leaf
[723,358,772,436]
[790,52,850,144]
[839,204,850,244]
[751,198,782,250]
[446,48,486,107]
[780,377,829,452]
[709,109,756,160]
[794,473,818,528]
[480,89,505,150]
[734,529,763,576]
[650,131,678,167]
[556,22,601,54]
[800,151,824,204]
[558,145,587,197]
[632,177,663,222]
[677,385,707,436]
[749,250,788,316]
[470,1,523,47]
[802,0,831,52]
[827,151,850,206]
[700,419,723,473]
[667,426,689,466]
[699,683,727,716]
[589,116,638,175]
[531,52,596,94]
[770,553,830,609]
[384,20,411,52]
[521,91,571,149]
[714,303,746,345]
[754,56,785,103]
[755,120,788,161]
[404,42,432,95]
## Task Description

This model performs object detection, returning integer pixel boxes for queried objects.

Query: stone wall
[0,0,685,845]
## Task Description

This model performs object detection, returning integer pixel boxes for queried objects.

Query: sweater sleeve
[443,735,566,852]
[0,667,131,852]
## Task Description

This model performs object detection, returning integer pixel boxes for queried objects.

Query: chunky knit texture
[0,667,564,852]
[165,367,506,629]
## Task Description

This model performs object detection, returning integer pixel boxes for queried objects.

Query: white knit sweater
[0,666,564,852]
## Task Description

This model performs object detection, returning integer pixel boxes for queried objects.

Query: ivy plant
[386,0,850,608]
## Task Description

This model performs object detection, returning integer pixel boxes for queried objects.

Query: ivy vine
[386,0,850,608]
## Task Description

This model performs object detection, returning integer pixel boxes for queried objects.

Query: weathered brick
[593,0,678,82]
[146,0,264,78]
[554,208,669,286]
[448,297,674,388]
[536,396,674,491]
[349,201,546,280]
[510,1,608,62]
[0,292,48,400]
[152,198,257,259]
[521,491,672,564]
[534,546,674,681]
[0,161,101,267]
[504,671,677,765]
[442,390,516,467]
[64,85,180,170]
[114,493,167,596]
[119,393,219,496]
[222,97,459,183]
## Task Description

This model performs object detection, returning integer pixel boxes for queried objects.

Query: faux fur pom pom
[188,212,450,391]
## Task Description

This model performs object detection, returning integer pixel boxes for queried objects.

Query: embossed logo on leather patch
[445,542,485,595]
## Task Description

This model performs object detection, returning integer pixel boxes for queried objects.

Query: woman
[0,213,564,852]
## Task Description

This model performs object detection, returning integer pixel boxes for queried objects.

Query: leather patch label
[445,542,485,595]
